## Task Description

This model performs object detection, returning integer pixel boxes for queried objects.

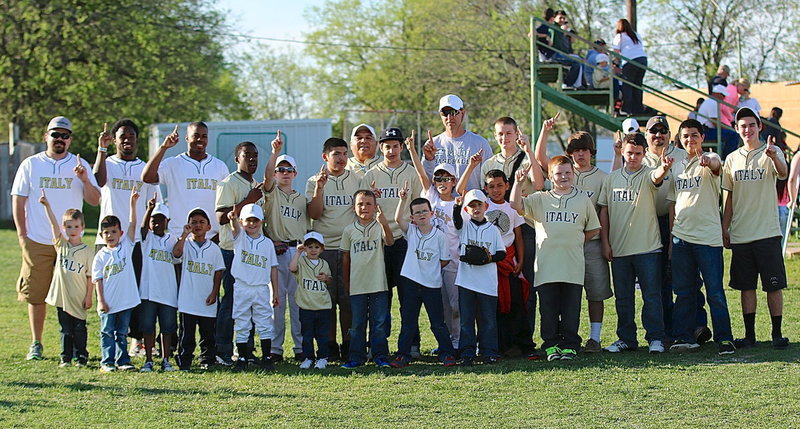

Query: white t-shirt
[11,152,100,245]
[454,219,504,296]
[422,186,462,272]
[400,224,451,288]
[177,238,225,317]
[697,98,722,128]
[91,237,141,314]
[422,131,492,192]
[485,199,525,248]
[157,153,229,238]
[738,98,761,116]
[96,156,159,244]
[231,231,278,287]
[139,232,179,307]
[612,32,646,64]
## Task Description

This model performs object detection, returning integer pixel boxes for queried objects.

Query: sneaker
[484,356,500,365]
[299,358,313,369]
[605,340,634,353]
[261,357,275,371]
[26,341,43,361]
[459,357,474,367]
[245,353,259,364]
[74,358,87,368]
[526,352,541,361]
[234,358,248,371]
[546,346,562,362]
[694,326,713,345]
[669,342,700,353]
[294,352,305,362]
[718,341,736,355]
[560,348,577,360]
[140,361,155,372]
[584,339,602,353]
[772,337,790,350]
[100,364,116,373]
[648,340,665,353]
[269,353,284,363]
[314,358,328,369]
[199,363,211,370]
[410,345,421,359]
[733,337,756,349]
[161,359,176,372]
[442,355,457,367]
[58,358,71,368]
[374,357,392,368]
[117,364,136,371]
[129,339,145,357]
[390,355,410,369]
[215,355,234,367]
[341,360,362,369]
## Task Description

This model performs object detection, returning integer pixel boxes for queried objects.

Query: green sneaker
[559,348,577,360]
[26,341,43,361]
[545,346,562,362]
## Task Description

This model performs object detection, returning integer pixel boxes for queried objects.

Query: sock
[236,343,249,360]
[260,339,272,361]
[743,313,756,341]
[590,322,602,342]
[771,315,783,339]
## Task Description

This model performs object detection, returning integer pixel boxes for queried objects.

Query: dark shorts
[729,237,787,292]
[138,300,178,334]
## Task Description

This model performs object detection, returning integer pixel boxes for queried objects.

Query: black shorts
[729,236,787,292]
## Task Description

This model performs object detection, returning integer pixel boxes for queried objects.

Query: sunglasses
[648,128,668,135]
[50,131,72,139]
[275,166,296,173]
[440,109,460,117]
[433,176,455,183]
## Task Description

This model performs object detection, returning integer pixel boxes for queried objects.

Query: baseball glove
[461,244,491,265]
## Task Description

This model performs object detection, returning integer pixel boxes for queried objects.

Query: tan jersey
[672,153,723,247]
[575,166,607,241]
[643,145,685,216]
[45,236,93,320]
[346,155,382,178]
[305,169,360,248]
[340,220,389,295]
[293,255,333,311]
[361,162,423,239]
[481,149,535,196]
[722,145,785,244]
[264,184,307,242]
[216,172,263,251]
[598,166,662,257]
[523,188,600,286]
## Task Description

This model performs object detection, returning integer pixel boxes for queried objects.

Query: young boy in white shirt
[391,190,456,368]
[39,191,93,368]
[172,208,225,371]
[92,190,142,372]
[138,195,180,372]
[453,189,505,366]
[228,203,279,370]
[289,232,333,369]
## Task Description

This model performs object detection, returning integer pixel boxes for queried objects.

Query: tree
[236,45,314,120]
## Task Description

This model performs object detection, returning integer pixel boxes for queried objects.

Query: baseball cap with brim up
[350,124,376,140]
[240,203,264,221]
[303,231,325,247]
[463,189,487,207]
[735,106,761,125]
[152,203,170,219]
[47,116,72,132]
[711,85,729,97]
[439,94,464,111]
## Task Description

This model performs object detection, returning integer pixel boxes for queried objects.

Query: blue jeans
[704,128,739,160]
[657,215,674,338]
[300,309,330,360]
[671,238,733,342]
[216,249,253,359]
[458,286,499,359]
[551,52,581,87]
[611,252,665,346]
[348,291,389,364]
[99,308,133,366]
[779,205,789,239]
[397,278,455,360]
[138,300,178,334]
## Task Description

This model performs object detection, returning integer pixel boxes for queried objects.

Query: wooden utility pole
[627,0,637,30]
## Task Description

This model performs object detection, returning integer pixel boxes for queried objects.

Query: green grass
[0,227,799,427]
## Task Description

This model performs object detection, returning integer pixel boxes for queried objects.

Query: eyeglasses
[433,176,455,183]
[440,109,460,117]
[275,166,296,173]
[648,128,668,135]
[50,132,71,139]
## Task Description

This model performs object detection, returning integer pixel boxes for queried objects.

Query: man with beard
[12,116,101,360]
[346,124,382,177]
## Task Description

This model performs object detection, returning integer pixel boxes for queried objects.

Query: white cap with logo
[303,231,325,246]
[240,203,264,221]
[439,94,464,111]
[463,189,487,206]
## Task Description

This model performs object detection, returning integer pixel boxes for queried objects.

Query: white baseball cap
[151,203,170,219]
[350,123,376,140]
[276,154,297,168]
[622,118,640,133]
[439,94,464,111]
[595,53,610,63]
[711,85,729,96]
[434,163,457,177]
[303,231,325,246]
[463,189,487,206]
[47,116,72,132]
[240,203,264,221]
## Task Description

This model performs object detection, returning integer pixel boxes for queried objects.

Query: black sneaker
[293,352,305,362]
[733,337,756,349]
[694,326,713,345]
[484,356,500,365]
[261,357,275,371]
[234,358,248,371]
[718,341,736,355]
[269,353,284,363]
[459,357,474,367]
[772,337,789,350]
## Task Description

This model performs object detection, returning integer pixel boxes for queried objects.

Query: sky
[215,0,326,53]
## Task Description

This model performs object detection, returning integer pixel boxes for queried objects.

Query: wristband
[98,146,107,153]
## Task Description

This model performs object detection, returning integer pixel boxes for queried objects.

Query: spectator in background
[549,10,583,88]
[535,8,555,60]
[761,107,783,144]
[735,78,761,115]
[697,85,740,158]
[688,97,705,121]
[613,19,648,115]
[708,65,730,94]
[585,39,607,88]
[592,54,612,90]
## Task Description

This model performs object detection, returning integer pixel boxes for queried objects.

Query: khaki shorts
[583,240,613,301]
[17,237,57,304]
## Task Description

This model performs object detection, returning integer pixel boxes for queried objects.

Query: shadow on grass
[5,380,285,398]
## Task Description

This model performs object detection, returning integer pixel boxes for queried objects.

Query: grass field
[0,227,799,427]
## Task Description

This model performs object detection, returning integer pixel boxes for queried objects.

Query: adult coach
[423,94,492,192]
[141,122,229,239]
[346,124,382,177]
[12,116,101,360]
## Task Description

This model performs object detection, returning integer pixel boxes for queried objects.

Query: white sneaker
[314,358,328,369]
[100,364,116,373]
[605,340,634,353]
[648,340,665,353]
[299,358,313,369]
[140,361,155,372]
[669,342,700,353]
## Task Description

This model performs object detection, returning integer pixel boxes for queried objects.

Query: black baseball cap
[379,127,404,143]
